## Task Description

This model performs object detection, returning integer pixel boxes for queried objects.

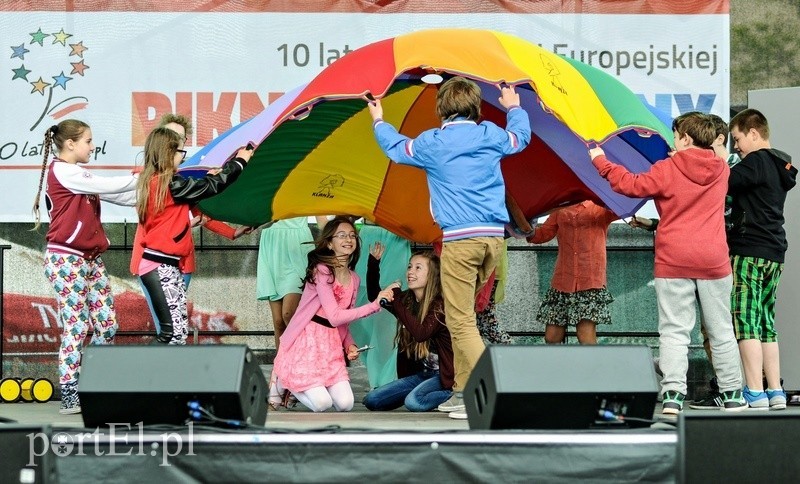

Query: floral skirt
[536,287,614,327]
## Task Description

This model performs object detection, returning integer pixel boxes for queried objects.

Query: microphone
[379,281,400,308]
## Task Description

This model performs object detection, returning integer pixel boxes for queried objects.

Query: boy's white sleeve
[53,163,139,195]
[373,122,425,168]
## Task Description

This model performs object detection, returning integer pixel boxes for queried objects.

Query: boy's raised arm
[499,85,531,155]
[368,98,422,167]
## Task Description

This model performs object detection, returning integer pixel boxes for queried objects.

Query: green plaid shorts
[731,255,784,342]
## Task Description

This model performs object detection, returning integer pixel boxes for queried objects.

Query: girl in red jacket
[131,114,252,337]
[32,119,138,414]
[134,127,251,344]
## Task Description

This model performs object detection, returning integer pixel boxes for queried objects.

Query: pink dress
[273,279,356,393]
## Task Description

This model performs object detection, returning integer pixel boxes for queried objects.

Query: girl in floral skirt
[526,200,617,344]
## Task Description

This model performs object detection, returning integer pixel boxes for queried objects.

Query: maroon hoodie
[593,148,731,279]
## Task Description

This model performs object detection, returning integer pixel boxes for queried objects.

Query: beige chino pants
[440,236,504,391]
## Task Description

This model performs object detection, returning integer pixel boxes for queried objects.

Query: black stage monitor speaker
[464,345,658,429]
[0,424,58,483]
[677,413,800,483]
[79,345,267,428]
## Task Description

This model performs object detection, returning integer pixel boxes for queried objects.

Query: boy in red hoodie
[589,112,745,415]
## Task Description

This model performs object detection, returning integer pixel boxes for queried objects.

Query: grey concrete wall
[748,87,800,391]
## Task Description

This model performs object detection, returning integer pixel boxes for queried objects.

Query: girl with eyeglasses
[130,114,252,339]
[32,119,139,414]
[132,127,252,345]
[269,216,398,412]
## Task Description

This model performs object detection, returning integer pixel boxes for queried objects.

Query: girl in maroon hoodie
[589,112,745,415]
[32,119,139,414]
[362,247,454,412]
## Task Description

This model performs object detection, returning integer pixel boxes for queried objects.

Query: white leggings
[291,381,354,412]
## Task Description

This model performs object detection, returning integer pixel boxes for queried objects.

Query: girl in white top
[32,119,138,415]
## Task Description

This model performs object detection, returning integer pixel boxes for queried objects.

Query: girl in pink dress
[270,216,397,412]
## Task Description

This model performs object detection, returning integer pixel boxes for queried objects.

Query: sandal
[267,375,284,411]
[283,391,298,409]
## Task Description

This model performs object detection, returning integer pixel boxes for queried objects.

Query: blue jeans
[363,370,452,412]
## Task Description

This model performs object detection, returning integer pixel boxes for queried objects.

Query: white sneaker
[448,410,467,420]
[59,405,81,415]
[437,393,465,413]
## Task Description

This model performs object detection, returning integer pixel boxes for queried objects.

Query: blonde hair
[396,251,443,360]
[32,119,90,230]
[435,76,482,122]
[158,113,193,136]
[136,127,182,222]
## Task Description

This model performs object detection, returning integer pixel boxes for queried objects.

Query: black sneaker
[689,393,723,410]
[720,389,747,412]
[661,391,685,415]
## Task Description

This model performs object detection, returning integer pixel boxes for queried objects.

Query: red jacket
[593,148,730,279]
[527,200,617,292]
[130,208,237,274]
[133,158,244,272]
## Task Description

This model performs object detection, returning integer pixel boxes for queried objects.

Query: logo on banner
[9,27,91,131]
[313,174,345,198]
[540,54,567,96]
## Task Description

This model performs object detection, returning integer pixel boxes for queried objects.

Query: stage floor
[1,363,674,431]
[2,366,798,483]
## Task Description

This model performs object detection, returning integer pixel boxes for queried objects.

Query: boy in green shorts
[727,108,797,410]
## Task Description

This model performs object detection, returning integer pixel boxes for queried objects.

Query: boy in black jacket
[728,108,797,410]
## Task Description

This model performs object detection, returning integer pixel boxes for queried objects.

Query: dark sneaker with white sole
[690,390,747,412]
[59,381,81,415]
[661,391,685,415]
[720,390,747,412]
[689,393,724,410]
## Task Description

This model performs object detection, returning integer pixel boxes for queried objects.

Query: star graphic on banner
[52,71,72,89]
[70,60,89,76]
[12,64,31,81]
[69,41,88,58]
[29,28,49,46]
[52,29,72,46]
[30,76,51,95]
[11,43,30,60]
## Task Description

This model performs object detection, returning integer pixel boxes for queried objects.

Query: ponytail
[31,125,57,230]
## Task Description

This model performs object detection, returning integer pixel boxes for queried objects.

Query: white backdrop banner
[0,1,730,222]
